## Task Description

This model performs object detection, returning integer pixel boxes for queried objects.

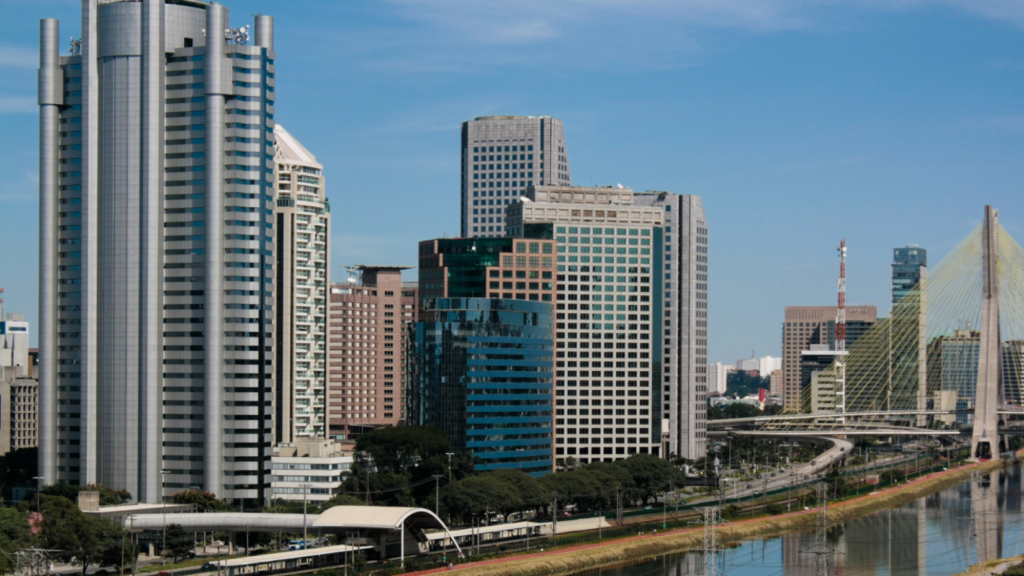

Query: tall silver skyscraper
[461,116,571,238]
[38,0,277,504]
[634,192,708,460]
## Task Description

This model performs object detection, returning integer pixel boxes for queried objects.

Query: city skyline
[3,1,1024,365]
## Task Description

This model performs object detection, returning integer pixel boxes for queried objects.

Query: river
[573,464,1024,576]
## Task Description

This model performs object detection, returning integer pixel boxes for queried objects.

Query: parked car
[770,473,777,477]
[746,484,753,489]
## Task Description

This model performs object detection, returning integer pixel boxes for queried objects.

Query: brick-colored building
[327,267,417,441]
[418,237,557,303]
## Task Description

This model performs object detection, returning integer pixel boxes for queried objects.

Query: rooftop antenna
[836,239,847,352]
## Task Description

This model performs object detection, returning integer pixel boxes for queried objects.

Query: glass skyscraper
[408,298,554,476]
[38,0,277,504]
[893,246,927,304]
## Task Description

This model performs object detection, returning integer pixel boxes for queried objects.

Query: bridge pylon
[971,205,1005,460]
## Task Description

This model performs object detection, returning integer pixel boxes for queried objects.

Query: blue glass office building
[893,246,927,305]
[409,298,554,476]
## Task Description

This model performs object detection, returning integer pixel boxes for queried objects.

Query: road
[698,436,855,504]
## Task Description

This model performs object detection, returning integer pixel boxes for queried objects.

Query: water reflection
[574,465,1024,576]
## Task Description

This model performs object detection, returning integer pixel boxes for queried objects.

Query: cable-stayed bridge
[709,206,1024,458]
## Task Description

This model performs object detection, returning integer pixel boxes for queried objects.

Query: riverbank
[408,455,1016,576]
[955,554,1024,576]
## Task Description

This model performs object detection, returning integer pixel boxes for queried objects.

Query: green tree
[0,448,37,503]
[172,489,228,512]
[615,453,676,505]
[38,483,131,507]
[38,495,135,575]
[319,494,366,510]
[708,402,763,421]
[440,474,518,524]
[164,524,193,564]
[0,507,33,575]
[353,426,451,475]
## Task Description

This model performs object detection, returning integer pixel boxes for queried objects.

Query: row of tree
[1,488,137,576]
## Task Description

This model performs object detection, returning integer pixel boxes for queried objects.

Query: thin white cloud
[0,46,37,68]
[0,97,35,114]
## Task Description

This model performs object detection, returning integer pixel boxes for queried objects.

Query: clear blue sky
[1,0,1023,364]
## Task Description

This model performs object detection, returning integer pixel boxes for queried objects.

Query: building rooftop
[472,115,553,121]
[274,124,321,167]
[347,265,414,271]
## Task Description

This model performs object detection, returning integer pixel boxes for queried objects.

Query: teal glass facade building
[409,298,555,476]
[892,246,927,304]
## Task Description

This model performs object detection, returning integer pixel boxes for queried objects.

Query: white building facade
[759,355,781,377]
[271,439,351,503]
[273,125,330,442]
[707,362,729,395]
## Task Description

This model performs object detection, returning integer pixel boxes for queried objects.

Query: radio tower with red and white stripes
[836,239,847,352]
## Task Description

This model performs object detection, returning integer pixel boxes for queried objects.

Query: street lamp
[432,475,442,516]
[31,476,42,513]
[160,470,171,566]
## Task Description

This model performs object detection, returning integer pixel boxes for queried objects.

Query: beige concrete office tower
[633,192,708,461]
[507,186,665,462]
[0,312,38,455]
[327,268,418,441]
[38,1,277,503]
[781,306,877,406]
[462,116,571,238]
[273,125,330,442]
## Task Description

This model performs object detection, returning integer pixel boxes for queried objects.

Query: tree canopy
[353,426,451,475]
[36,494,136,575]
[38,483,132,507]
[172,488,229,512]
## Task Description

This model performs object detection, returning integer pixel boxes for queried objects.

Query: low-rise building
[271,439,353,503]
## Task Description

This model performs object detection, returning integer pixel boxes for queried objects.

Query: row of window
[473,145,533,153]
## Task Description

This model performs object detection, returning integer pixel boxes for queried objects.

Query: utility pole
[801,483,836,576]
[433,475,442,516]
[616,487,623,526]
[689,508,724,576]
[551,493,558,545]
[301,483,310,548]
[160,469,170,566]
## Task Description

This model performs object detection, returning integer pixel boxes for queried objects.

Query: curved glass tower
[409,298,554,476]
